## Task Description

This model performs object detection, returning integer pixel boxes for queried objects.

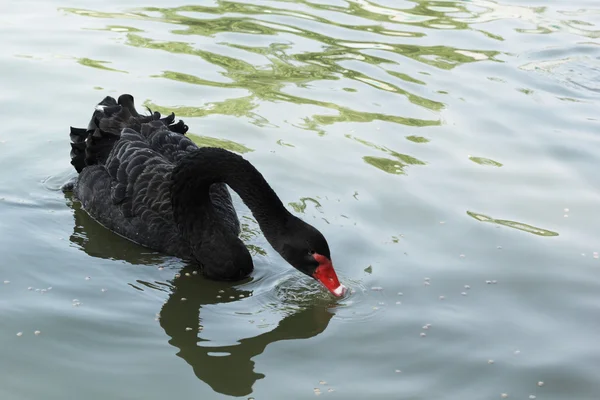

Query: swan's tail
[69,94,189,173]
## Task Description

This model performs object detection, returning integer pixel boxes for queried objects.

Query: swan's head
[278,218,346,297]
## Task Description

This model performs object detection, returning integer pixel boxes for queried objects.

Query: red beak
[312,254,346,297]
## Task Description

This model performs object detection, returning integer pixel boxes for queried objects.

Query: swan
[66,94,346,297]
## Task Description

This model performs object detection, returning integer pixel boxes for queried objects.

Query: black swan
[66,94,345,297]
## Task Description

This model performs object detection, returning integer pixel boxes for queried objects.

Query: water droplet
[16,332,23,337]
[501,394,508,398]
[34,330,41,336]
[514,350,521,355]
[537,381,544,387]
[371,286,383,291]
[395,301,401,305]
[101,288,107,292]
[157,267,164,271]
[47,287,52,291]
[327,388,334,392]
[529,396,536,399]
[424,281,430,286]
[192,271,198,275]
[395,369,401,373]
[420,332,426,337]
[239,294,245,298]
[397,292,403,296]
[488,359,494,364]
[486,280,492,284]
[424,277,430,282]
[185,327,192,331]
[319,380,327,385]
[85,277,91,280]
[181,297,187,301]
[564,214,569,218]
[3,280,9,284]
[440,221,445,224]
[464,285,471,289]
[185,273,191,277]
[218,290,225,293]
[593,252,598,259]
[497,246,502,250]
[174,273,181,278]
[27,287,33,290]
[216,295,221,299]
[461,292,467,296]
[422,325,429,330]
[460,254,466,258]
[439,295,445,300]
[492,280,498,284]
[564,208,569,212]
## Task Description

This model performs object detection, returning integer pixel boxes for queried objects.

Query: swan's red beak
[312,254,346,297]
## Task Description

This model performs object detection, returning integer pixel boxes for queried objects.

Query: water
[1,0,600,398]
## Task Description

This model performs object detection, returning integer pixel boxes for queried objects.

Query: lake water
[1,0,600,399]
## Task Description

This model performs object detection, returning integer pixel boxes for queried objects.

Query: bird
[66,94,346,297]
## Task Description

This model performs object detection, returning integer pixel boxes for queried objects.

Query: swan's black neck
[170,147,292,247]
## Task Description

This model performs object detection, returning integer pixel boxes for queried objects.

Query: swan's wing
[76,128,187,256]
[139,122,242,236]
[69,94,188,172]
[141,120,198,163]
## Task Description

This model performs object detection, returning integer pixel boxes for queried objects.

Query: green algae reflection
[469,156,503,167]
[143,99,273,128]
[60,2,509,132]
[187,134,253,154]
[467,211,559,237]
[77,58,127,73]
[288,197,323,214]
[347,135,425,175]
[239,216,266,256]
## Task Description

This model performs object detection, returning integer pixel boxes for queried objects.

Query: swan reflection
[65,192,335,397]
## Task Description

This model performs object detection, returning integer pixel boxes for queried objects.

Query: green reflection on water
[347,134,425,175]
[86,25,144,33]
[62,2,509,131]
[239,217,266,256]
[467,211,559,237]
[469,156,503,167]
[388,71,426,85]
[187,134,253,154]
[276,139,295,148]
[288,197,323,214]
[145,98,255,119]
[77,57,127,73]
[406,135,430,143]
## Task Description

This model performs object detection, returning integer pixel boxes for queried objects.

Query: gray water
[1,0,600,399]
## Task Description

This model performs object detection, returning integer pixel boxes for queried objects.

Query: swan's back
[70,95,240,258]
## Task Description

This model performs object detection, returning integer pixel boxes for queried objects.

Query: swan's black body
[68,94,344,294]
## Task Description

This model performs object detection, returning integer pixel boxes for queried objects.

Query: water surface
[1,0,600,399]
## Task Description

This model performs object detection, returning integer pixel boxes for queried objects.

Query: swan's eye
[308,250,315,256]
